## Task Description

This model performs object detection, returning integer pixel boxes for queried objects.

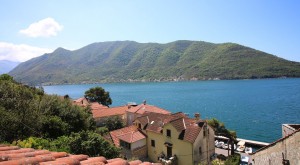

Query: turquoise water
[43,78,300,143]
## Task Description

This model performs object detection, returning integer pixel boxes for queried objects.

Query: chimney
[143,100,147,105]
[194,113,200,120]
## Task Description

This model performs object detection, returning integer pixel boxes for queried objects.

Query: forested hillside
[9,40,300,85]
[0,74,120,157]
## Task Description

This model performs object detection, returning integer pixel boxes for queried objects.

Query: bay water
[43,78,300,143]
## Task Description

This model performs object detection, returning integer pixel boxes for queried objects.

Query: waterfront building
[251,125,300,165]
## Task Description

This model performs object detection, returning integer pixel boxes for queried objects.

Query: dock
[236,138,270,147]
[215,136,270,148]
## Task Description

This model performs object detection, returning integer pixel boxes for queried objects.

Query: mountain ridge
[9,40,300,85]
[0,60,20,74]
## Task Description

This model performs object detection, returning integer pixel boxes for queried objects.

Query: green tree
[68,131,120,158]
[0,76,95,142]
[105,116,124,131]
[208,118,237,156]
[0,74,14,81]
[96,127,109,136]
[84,87,112,106]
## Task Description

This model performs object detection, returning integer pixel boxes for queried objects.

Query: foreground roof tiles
[0,145,160,165]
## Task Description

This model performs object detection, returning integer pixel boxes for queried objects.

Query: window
[138,123,142,129]
[203,129,206,137]
[166,129,171,137]
[199,147,202,155]
[120,140,131,150]
[151,139,155,147]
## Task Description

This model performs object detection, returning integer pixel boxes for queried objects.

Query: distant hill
[0,60,20,74]
[9,40,300,85]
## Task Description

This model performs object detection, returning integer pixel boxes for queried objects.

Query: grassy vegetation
[9,40,300,85]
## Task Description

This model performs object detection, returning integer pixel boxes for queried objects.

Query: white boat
[222,143,228,149]
[245,147,253,154]
[237,145,245,152]
[215,140,219,147]
[216,141,224,148]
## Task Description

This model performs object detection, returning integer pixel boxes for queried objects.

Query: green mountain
[9,40,300,85]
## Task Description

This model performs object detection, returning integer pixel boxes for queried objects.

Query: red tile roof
[73,97,89,107]
[135,112,205,143]
[126,104,171,115]
[0,145,160,165]
[73,97,108,109]
[92,105,128,118]
[109,126,146,147]
[90,102,109,110]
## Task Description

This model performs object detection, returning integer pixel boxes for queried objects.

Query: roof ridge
[252,128,300,154]
[183,118,186,130]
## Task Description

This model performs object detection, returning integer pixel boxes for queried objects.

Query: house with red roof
[109,125,148,160]
[126,102,171,126]
[133,111,215,165]
[110,111,215,165]
[92,105,129,126]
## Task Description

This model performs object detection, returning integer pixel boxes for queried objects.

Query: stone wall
[132,145,148,159]
[252,130,300,165]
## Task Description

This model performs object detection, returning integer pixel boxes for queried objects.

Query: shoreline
[40,76,295,86]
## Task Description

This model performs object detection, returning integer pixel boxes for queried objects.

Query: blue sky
[1,0,300,62]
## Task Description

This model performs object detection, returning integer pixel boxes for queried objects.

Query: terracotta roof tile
[73,97,108,109]
[106,158,129,165]
[0,144,153,165]
[136,112,205,144]
[90,102,109,110]
[92,105,128,118]
[0,155,55,165]
[128,160,142,165]
[118,131,146,143]
[0,146,19,151]
[182,125,202,143]
[126,104,171,115]
[80,156,107,164]
[109,125,146,147]
[0,150,51,160]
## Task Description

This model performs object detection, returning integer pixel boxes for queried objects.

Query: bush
[224,153,241,165]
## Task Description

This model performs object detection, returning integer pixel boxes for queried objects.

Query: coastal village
[1,94,299,165]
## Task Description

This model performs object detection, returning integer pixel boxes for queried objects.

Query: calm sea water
[43,78,300,143]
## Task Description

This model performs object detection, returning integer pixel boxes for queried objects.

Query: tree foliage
[207,118,237,155]
[105,116,124,131]
[1,75,120,158]
[84,86,112,106]
[68,131,120,158]
[0,74,95,142]
[15,132,121,158]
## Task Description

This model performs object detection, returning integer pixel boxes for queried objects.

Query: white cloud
[0,42,53,62]
[19,17,63,37]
